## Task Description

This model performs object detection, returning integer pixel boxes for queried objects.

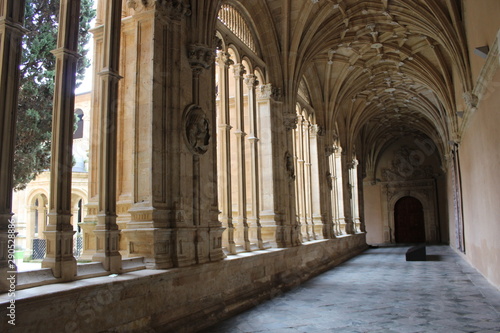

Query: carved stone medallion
[183,105,210,155]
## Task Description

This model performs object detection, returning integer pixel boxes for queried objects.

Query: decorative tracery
[218,4,256,53]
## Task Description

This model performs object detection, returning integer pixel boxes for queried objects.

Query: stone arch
[386,187,439,244]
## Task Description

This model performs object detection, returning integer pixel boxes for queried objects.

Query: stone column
[0,0,25,292]
[309,125,322,239]
[334,150,345,235]
[216,51,235,254]
[297,118,309,241]
[323,146,336,238]
[304,123,315,240]
[283,109,300,247]
[92,0,123,273]
[341,152,355,234]
[41,0,81,280]
[233,63,250,251]
[245,74,263,249]
[349,159,361,233]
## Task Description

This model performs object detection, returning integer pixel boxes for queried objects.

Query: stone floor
[202,246,500,333]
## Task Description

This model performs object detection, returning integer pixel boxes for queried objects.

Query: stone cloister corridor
[204,246,500,333]
[1,0,499,332]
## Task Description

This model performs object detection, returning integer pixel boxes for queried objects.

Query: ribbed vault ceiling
[280,0,471,165]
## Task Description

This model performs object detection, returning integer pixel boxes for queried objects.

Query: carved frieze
[183,105,211,155]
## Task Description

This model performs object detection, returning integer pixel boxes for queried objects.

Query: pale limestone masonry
[1,0,500,331]
[0,235,367,332]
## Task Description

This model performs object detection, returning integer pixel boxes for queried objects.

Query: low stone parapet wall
[0,234,367,332]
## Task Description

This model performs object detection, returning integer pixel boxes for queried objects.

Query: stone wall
[0,234,367,332]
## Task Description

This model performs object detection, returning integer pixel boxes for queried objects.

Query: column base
[208,227,225,262]
[93,229,122,273]
[79,221,97,261]
[121,227,173,269]
[42,229,77,280]
[345,219,356,235]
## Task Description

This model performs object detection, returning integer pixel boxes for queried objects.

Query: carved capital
[347,159,359,169]
[128,0,153,10]
[233,63,246,78]
[463,91,478,110]
[325,146,338,156]
[244,74,259,89]
[216,51,234,68]
[256,83,282,101]
[257,84,273,99]
[155,0,191,19]
[188,44,215,72]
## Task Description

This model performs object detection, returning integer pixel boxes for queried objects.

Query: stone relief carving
[285,151,295,182]
[382,145,434,181]
[155,0,191,19]
[183,105,210,155]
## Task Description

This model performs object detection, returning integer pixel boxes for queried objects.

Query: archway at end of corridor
[395,196,425,243]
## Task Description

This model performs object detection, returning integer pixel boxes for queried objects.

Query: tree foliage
[14,0,95,191]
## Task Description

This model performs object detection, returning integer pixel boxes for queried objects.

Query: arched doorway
[394,196,425,243]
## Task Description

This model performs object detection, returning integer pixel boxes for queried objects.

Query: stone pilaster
[187,43,224,264]
[92,0,123,273]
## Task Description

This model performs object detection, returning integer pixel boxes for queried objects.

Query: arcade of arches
[0,0,499,332]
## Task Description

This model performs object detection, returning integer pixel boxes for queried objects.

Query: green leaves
[14,0,96,191]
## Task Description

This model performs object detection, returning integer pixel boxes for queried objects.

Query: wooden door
[394,196,425,243]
